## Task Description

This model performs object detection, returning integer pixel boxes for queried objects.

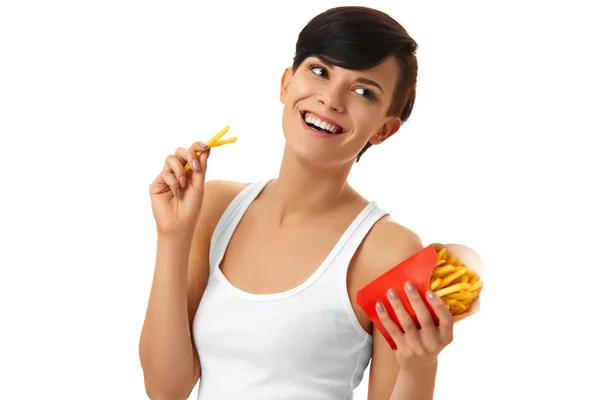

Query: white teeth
[303,112,341,134]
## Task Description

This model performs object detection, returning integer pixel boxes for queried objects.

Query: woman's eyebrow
[356,77,384,94]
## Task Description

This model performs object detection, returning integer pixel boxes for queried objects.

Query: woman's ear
[369,117,402,144]
[280,67,293,104]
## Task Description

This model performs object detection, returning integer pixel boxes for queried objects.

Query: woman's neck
[265,145,355,223]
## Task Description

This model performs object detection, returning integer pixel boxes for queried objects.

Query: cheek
[351,106,380,131]
[288,77,317,103]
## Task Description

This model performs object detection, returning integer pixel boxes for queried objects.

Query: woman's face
[280,55,402,166]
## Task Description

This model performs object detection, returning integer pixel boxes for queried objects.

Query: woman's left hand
[376,281,454,371]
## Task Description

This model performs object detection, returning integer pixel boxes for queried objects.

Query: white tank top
[192,179,388,399]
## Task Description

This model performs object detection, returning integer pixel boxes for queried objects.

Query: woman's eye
[355,87,376,101]
[311,65,328,78]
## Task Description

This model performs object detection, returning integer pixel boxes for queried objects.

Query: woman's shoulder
[202,179,251,219]
[204,179,250,201]
[190,179,250,236]
[353,214,424,283]
[345,189,424,276]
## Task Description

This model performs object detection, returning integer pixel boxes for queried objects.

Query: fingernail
[405,281,415,292]
[179,176,186,188]
[191,159,200,171]
[426,290,436,300]
[201,143,209,150]
[206,147,211,157]
[175,187,181,198]
[376,302,384,313]
[387,288,397,299]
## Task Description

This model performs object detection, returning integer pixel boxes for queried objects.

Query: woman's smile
[299,110,346,139]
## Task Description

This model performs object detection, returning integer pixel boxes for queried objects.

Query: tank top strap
[324,201,389,277]
[209,179,270,273]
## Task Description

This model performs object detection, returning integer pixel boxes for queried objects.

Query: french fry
[435,282,470,297]
[438,267,468,288]
[206,125,230,147]
[431,265,455,278]
[447,290,473,301]
[468,280,483,292]
[437,248,447,259]
[183,125,237,172]
[212,137,238,147]
[429,245,483,316]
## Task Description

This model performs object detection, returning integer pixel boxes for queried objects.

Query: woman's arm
[139,233,201,400]
[388,364,438,400]
[139,180,246,399]
[357,220,454,400]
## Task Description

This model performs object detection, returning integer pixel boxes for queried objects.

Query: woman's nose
[317,86,345,113]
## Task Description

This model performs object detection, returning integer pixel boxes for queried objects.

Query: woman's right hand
[149,141,211,237]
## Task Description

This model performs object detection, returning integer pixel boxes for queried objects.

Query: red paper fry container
[356,243,484,350]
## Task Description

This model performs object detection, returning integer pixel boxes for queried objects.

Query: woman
[139,6,455,400]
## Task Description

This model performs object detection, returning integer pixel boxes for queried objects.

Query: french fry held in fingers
[430,245,484,316]
[183,125,238,172]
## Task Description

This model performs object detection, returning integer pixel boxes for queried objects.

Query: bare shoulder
[347,213,424,332]
[204,178,249,196]
[201,179,250,227]
[352,215,424,284]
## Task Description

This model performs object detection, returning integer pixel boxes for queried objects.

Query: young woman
[139,6,455,400]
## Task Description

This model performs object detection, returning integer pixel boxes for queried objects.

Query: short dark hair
[292,6,419,162]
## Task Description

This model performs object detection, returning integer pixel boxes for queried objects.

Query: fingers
[165,152,185,176]
[375,301,406,349]
[404,282,435,330]
[199,146,209,171]
[375,282,455,359]
[162,154,186,197]
[426,290,455,345]
[160,170,181,198]
[385,287,426,354]
[386,287,417,334]
[189,147,210,194]
[180,141,210,172]
[404,282,444,352]
[157,142,210,198]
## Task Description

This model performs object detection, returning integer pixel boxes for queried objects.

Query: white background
[1,0,598,399]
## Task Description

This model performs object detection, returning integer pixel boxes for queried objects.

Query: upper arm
[185,179,249,381]
[357,219,424,400]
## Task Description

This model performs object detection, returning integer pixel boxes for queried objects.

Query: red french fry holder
[356,243,485,350]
